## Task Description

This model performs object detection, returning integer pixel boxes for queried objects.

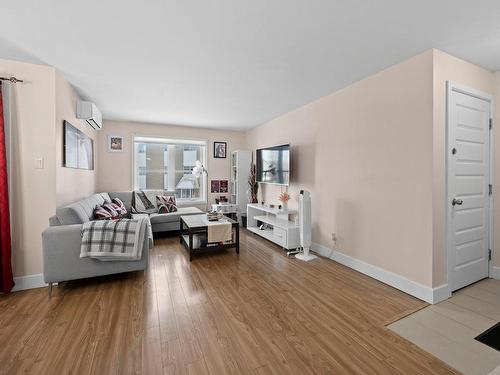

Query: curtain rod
[0,76,23,83]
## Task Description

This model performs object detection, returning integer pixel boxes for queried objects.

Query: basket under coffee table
[179,214,239,261]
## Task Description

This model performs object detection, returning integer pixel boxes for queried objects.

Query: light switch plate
[35,157,44,169]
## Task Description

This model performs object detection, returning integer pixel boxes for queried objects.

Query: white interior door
[448,83,491,292]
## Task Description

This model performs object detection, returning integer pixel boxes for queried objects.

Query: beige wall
[247,51,435,287]
[431,50,495,287]
[0,58,97,279]
[5,49,498,289]
[97,120,246,205]
[0,59,57,277]
[246,49,499,290]
[55,72,98,207]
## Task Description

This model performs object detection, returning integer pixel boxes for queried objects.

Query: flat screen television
[256,144,290,185]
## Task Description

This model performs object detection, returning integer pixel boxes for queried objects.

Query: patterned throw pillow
[93,205,112,220]
[132,190,158,214]
[111,197,127,215]
[156,195,178,214]
[102,200,119,217]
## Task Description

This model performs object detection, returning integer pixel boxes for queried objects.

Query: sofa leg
[48,282,53,297]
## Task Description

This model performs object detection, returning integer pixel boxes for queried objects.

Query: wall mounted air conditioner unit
[76,101,102,130]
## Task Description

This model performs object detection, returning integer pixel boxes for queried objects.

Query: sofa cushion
[49,215,61,227]
[157,195,178,214]
[132,190,161,214]
[102,201,118,216]
[108,191,133,211]
[111,197,128,215]
[149,207,203,224]
[57,193,110,225]
[93,205,113,220]
[100,192,111,202]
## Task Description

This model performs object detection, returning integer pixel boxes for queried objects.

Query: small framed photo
[213,141,227,158]
[211,180,220,193]
[219,180,228,193]
[108,135,124,152]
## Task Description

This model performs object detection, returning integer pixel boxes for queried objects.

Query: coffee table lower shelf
[179,216,239,261]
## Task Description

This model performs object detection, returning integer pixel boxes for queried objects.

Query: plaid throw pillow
[156,195,178,214]
[93,205,112,220]
[111,197,127,215]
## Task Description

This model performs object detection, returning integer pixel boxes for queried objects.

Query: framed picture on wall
[108,135,124,152]
[219,180,228,193]
[63,121,94,170]
[213,141,227,158]
[211,180,220,193]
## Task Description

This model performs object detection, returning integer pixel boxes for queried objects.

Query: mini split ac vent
[76,101,102,130]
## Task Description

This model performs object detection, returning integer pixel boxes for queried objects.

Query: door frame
[446,81,494,296]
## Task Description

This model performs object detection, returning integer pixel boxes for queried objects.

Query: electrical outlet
[331,232,337,245]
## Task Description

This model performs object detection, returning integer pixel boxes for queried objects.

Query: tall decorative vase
[248,163,258,203]
[251,192,258,204]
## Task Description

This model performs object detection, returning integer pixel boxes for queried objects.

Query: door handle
[452,198,463,206]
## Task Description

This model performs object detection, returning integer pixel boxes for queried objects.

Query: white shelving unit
[247,203,300,250]
[230,150,251,223]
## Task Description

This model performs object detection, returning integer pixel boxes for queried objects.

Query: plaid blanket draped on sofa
[80,217,152,261]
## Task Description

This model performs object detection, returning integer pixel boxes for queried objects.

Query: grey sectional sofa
[42,191,203,288]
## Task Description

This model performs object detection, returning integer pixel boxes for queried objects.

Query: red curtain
[0,82,14,293]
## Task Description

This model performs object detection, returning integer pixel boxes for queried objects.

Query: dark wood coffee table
[180,214,239,261]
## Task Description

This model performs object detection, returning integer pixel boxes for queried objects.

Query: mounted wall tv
[256,144,290,185]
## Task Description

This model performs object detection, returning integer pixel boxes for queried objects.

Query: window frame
[132,135,208,205]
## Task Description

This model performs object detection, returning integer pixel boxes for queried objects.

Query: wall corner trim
[12,273,46,292]
[492,266,500,281]
[311,243,449,304]
[431,284,451,304]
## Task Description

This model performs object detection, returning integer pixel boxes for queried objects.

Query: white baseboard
[492,266,500,280]
[12,273,46,292]
[432,284,451,304]
[311,243,449,304]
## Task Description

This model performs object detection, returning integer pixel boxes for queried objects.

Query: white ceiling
[1,1,500,130]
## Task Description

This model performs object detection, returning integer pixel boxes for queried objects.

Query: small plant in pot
[248,163,259,203]
[279,192,290,210]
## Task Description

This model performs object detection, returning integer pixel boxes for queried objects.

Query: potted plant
[279,191,290,210]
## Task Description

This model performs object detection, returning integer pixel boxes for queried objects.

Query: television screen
[256,144,290,185]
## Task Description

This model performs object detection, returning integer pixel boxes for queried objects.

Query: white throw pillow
[132,189,164,214]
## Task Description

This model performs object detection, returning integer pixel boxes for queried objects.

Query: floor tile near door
[388,279,500,375]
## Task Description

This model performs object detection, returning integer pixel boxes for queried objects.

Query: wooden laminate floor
[0,230,459,374]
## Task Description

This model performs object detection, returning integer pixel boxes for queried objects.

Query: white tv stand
[247,203,300,250]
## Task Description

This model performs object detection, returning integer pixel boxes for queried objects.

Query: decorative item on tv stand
[248,163,258,204]
[278,191,290,211]
[295,190,317,261]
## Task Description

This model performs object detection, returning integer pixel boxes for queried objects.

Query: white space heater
[295,190,317,261]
